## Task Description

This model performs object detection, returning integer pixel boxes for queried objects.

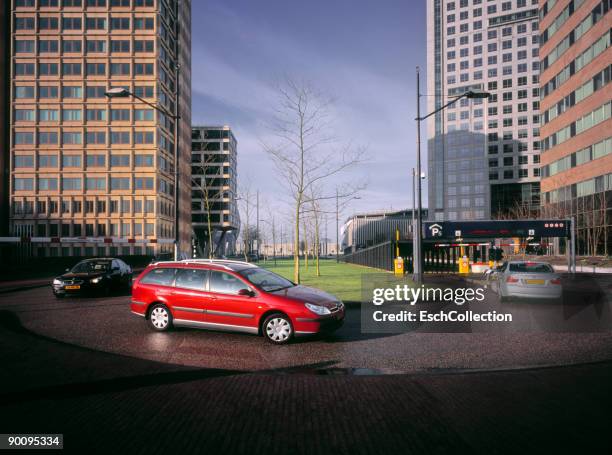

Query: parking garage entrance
[421,219,575,273]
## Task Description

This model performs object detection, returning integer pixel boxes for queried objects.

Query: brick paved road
[1,286,612,373]
[1,284,612,454]
[1,310,611,454]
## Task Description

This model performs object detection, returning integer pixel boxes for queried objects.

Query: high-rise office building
[539,0,611,254]
[7,0,191,258]
[427,0,542,221]
[191,126,240,257]
[1,3,11,238]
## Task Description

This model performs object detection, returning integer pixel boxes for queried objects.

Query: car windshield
[238,268,294,292]
[71,261,111,273]
[508,263,554,273]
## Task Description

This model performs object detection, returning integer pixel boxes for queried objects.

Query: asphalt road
[1,284,611,373]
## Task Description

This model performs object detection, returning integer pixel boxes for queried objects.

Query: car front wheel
[263,313,293,345]
[148,304,173,332]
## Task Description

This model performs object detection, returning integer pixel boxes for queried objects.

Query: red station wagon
[131,259,345,344]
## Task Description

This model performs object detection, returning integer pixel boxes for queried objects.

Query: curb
[0,283,50,295]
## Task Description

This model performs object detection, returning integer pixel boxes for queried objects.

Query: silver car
[491,261,562,301]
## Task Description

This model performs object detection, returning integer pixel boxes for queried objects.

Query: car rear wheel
[263,313,293,345]
[148,304,173,332]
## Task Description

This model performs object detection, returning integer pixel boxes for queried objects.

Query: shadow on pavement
[0,310,382,406]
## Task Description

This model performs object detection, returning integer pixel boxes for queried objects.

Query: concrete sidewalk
[0,277,52,294]
[0,310,611,454]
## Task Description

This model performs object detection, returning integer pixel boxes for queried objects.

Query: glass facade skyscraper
[427,0,542,221]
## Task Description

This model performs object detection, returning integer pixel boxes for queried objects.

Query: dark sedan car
[52,258,132,298]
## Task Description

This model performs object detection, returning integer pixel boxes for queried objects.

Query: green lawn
[261,258,384,302]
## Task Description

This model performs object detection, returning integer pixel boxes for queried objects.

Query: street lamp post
[413,66,490,284]
[105,87,181,260]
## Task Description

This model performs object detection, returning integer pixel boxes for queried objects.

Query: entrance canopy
[423,220,571,240]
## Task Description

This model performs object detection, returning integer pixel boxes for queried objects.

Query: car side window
[140,268,176,286]
[174,268,208,291]
[209,271,247,295]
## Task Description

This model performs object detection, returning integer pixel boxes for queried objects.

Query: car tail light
[506,276,519,283]
[550,278,561,285]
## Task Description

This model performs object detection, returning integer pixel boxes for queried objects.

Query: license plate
[525,279,544,285]
[65,285,80,290]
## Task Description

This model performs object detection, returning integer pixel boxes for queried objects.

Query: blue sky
[191,0,427,228]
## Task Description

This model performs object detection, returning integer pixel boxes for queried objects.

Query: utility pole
[412,167,416,224]
[173,0,181,261]
[336,188,339,263]
[272,216,277,267]
[414,67,423,284]
[256,190,259,257]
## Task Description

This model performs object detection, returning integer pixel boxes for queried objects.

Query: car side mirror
[65,268,70,272]
[238,288,254,297]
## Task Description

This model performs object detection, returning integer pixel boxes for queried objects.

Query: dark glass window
[209,271,246,295]
[174,268,208,291]
[141,268,176,286]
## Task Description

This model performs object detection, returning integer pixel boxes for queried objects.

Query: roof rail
[180,260,234,271]
[180,258,252,266]
[150,260,177,266]
[149,258,253,270]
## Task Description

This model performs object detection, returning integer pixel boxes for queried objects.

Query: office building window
[62,132,82,144]
[62,17,82,30]
[110,177,130,190]
[110,154,130,167]
[87,63,106,76]
[86,155,106,167]
[63,40,82,53]
[86,40,107,53]
[39,178,58,190]
[15,63,35,76]
[62,177,82,190]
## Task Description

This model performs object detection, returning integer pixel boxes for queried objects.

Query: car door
[118,259,132,285]
[170,268,215,322]
[204,270,259,331]
[110,260,123,288]
[136,267,177,308]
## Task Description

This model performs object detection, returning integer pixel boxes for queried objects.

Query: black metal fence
[341,241,395,271]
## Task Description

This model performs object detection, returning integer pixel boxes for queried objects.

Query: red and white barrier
[0,237,174,245]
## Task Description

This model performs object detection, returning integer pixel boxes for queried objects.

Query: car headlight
[90,277,102,284]
[53,279,62,285]
[305,302,331,316]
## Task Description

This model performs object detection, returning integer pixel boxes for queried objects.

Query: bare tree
[493,200,537,220]
[303,188,325,276]
[238,184,257,261]
[584,191,607,256]
[302,218,310,271]
[191,153,227,258]
[263,78,365,283]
